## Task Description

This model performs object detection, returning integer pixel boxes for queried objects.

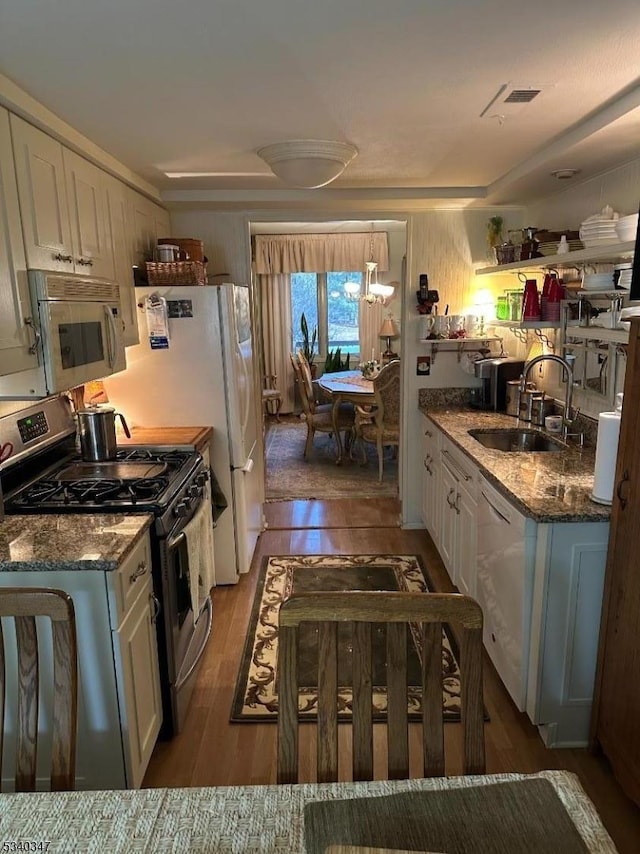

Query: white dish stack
[581,271,614,290]
[579,205,620,248]
[615,262,633,291]
[615,213,639,243]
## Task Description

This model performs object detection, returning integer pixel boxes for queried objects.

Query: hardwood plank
[143,500,640,854]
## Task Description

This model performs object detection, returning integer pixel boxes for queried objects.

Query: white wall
[525,157,640,229]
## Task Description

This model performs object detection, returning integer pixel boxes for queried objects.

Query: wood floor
[143,498,640,853]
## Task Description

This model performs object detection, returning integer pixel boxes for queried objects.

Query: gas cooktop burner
[11,475,171,507]
[5,444,200,512]
[116,448,191,468]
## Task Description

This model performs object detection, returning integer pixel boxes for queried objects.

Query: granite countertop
[0,514,152,572]
[420,407,610,523]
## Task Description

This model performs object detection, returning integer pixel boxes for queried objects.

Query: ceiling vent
[480,84,544,119]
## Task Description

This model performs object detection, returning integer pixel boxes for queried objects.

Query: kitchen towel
[184,499,216,623]
[592,410,622,504]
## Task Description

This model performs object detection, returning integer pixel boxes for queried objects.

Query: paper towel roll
[592,410,622,504]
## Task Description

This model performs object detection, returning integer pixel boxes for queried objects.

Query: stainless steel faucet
[519,354,575,440]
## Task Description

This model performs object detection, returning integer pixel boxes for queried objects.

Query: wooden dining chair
[0,588,78,791]
[262,373,283,421]
[290,353,354,460]
[277,590,485,784]
[352,360,401,481]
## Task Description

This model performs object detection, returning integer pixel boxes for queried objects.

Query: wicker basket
[146,260,207,286]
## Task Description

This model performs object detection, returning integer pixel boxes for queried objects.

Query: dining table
[0,770,617,853]
[317,370,375,463]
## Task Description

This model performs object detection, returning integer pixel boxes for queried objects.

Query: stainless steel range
[0,395,226,737]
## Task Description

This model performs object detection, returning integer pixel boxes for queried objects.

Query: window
[291,271,362,358]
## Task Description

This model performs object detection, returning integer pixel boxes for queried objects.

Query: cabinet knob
[54,253,74,263]
[77,257,94,266]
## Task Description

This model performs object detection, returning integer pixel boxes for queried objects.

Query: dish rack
[145,260,207,286]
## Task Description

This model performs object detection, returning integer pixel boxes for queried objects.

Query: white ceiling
[1,0,639,209]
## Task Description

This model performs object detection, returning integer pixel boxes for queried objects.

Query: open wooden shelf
[476,241,635,276]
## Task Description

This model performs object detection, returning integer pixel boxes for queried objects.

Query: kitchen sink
[468,428,567,453]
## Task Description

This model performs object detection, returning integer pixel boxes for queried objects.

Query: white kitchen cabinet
[527,520,609,748]
[106,176,138,345]
[476,476,537,711]
[128,189,172,283]
[0,529,161,790]
[439,435,479,597]
[153,205,171,244]
[422,415,609,746]
[11,115,114,278]
[109,537,162,788]
[0,107,38,377]
[63,148,114,280]
[421,418,441,546]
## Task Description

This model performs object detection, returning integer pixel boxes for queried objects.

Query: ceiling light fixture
[550,168,581,180]
[256,139,358,188]
[345,226,395,306]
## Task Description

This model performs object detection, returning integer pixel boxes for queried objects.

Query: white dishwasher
[476,475,537,711]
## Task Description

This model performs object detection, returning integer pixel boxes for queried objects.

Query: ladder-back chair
[0,588,78,791]
[277,590,485,784]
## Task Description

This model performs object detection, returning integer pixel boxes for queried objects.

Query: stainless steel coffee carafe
[77,405,131,461]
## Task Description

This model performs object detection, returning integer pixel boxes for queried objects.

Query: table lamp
[379,317,400,359]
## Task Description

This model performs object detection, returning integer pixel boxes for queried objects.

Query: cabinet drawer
[440,435,477,499]
[109,532,152,626]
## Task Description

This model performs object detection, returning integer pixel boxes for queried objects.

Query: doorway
[251,219,407,503]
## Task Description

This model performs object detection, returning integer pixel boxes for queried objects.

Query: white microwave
[0,271,127,400]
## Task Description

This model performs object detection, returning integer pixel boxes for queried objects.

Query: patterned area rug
[265,416,398,501]
[230,554,463,722]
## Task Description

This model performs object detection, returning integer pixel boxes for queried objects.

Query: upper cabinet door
[0,107,39,377]
[129,190,156,267]
[64,149,114,280]
[153,205,171,244]
[106,176,138,346]
[10,114,75,273]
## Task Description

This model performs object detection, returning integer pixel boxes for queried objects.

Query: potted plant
[300,312,317,374]
[487,215,504,262]
[324,347,350,373]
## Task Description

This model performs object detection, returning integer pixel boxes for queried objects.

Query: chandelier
[344,229,395,306]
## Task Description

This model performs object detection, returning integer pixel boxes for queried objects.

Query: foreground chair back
[277,590,485,784]
[0,588,78,791]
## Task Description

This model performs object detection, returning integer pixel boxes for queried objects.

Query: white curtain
[259,273,295,413]
[254,232,389,274]
[358,300,385,363]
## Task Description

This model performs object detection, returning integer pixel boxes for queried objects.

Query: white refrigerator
[105,283,263,584]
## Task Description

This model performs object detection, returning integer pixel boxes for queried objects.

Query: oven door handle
[167,530,186,551]
[175,597,213,690]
